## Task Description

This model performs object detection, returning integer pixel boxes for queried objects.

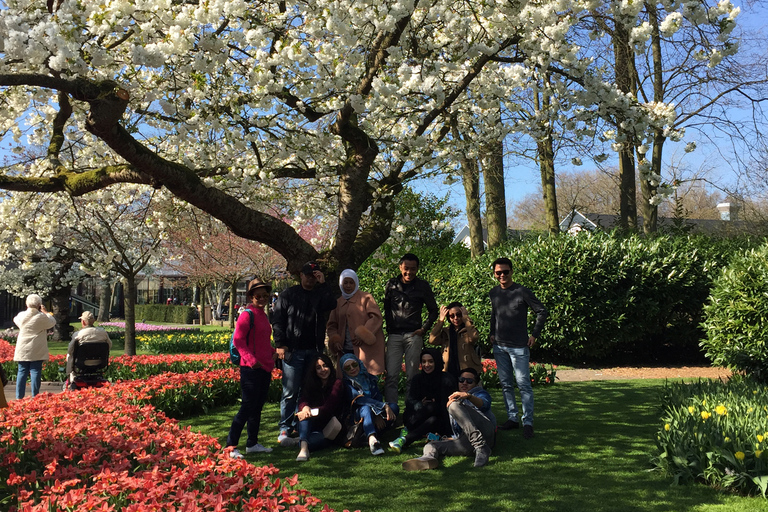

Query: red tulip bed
[0,340,345,512]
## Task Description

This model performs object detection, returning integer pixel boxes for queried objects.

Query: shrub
[135,304,196,324]
[654,378,768,497]
[701,242,768,383]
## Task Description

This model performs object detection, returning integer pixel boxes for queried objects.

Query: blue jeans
[297,418,331,451]
[226,366,270,448]
[357,402,400,437]
[494,345,534,426]
[16,360,44,400]
[279,349,313,432]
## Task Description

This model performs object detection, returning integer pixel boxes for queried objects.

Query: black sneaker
[499,419,520,430]
[523,424,534,439]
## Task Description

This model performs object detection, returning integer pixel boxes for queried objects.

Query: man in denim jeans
[383,253,438,404]
[272,261,337,445]
[489,257,547,439]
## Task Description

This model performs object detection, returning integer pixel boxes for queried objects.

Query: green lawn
[181,380,768,512]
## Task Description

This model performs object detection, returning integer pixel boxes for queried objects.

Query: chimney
[716,202,739,221]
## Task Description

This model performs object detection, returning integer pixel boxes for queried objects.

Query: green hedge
[358,233,761,363]
[135,304,195,324]
[700,242,768,382]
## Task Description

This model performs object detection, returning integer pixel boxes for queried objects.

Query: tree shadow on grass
[181,381,768,512]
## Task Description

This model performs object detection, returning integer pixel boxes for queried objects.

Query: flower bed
[654,378,768,497]
[480,359,557,388]
[0,386,345,511]
[138,331,232,353]
[99,321,200,333]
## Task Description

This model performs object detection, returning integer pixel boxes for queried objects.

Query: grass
[180,380,768,512]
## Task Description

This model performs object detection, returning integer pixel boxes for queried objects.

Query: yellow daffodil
[701,411,711,420]
[725,437,731,442]
[756,450,763,458]
[758,435,764,443]
[664,424,670,431]
[715,405,727,416]
[688,406,695,414]
[735,451,745,461]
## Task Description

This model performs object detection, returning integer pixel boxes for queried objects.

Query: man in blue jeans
[489,257,548,439]
[272,261,337,445]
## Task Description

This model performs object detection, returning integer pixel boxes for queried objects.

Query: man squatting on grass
[272,261,337,446]
[490,257,548,439]
[383,253,439,404]
[402,367,496,469]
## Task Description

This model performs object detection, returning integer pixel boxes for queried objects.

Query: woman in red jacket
[226,278,276,459]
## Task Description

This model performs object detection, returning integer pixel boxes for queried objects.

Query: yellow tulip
[735,451,745,461]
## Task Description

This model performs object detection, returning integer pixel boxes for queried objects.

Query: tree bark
[461,155,485,257]
[49,286,72,342]
[535,82,560,235]
[123,275,137,356]
[97,278,111,322]
[613,19,638,232]
[199,284,207,326]
[229,280,237,329]
[484,139,507,248]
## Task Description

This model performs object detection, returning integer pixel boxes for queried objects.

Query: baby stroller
[67,341,110,390]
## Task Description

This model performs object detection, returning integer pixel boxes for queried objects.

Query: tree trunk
[199,284,207,326]
[535,82,560,235]
[97,278,111,322]
[640,4,665,234]
[49,285,72,342]
[484,139,507,248]
[123,275,137,356]
[229,280,236,329]
[614,19,637,232]
[461,155,485,257]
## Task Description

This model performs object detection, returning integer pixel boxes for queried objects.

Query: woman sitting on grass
[340,353,399,456]
[293,354,345,462]
[389,348,457,453]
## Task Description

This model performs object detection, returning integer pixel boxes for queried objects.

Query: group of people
[226,253,548,470]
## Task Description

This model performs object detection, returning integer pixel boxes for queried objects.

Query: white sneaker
[229,449,244,459]
[369,436,384,456]
[246,443,273,454]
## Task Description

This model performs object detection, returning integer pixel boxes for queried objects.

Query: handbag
[343,419,368,448]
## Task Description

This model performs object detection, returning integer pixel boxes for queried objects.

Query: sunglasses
[448,313,462,319]
[458,377,475,384]
[343,362,359,370]
[494,270,510,276]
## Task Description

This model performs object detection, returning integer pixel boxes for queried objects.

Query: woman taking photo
[14,293,55,399]
[293,353,345,461]
[389,348,457,453]
[327,269,385,376]
[340,353,398,455]
[429,301,482,379]
[225,278,276,459]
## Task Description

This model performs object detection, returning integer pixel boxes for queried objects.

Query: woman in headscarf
[13,294,55,399]
[327,269,385,375]
[294,353,345,462]
[388,347,457,453]
[340,353,399,455]
[428,301,482,379]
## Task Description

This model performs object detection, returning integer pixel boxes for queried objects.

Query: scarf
[339,269,360,300]
[340,353,373,397]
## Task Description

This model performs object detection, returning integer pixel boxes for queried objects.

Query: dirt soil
[557,366,731,382]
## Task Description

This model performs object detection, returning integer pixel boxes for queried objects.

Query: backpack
[229,308,254,365]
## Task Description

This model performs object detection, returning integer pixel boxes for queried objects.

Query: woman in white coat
[13,294,55,399]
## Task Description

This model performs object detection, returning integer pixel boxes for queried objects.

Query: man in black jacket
[272,261,337,444]
[383,253,439,404]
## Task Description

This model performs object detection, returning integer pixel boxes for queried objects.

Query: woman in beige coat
[327,269,385,375]
[13,294,55,399]
[429,301,482,378]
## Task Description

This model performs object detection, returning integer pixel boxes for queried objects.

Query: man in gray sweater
[489,257,547,439]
